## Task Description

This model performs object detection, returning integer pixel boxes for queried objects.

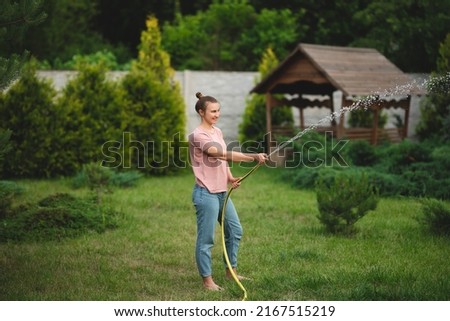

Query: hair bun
[195,92,203,99]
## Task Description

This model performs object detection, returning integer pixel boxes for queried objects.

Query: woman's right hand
[254,153,268,164]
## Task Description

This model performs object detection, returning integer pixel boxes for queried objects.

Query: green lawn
[1,166,449,301]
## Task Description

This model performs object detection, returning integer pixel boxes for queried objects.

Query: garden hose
[220,162,262,301]
[220,137,305,300]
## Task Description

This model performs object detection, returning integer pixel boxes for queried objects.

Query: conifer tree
[121,16,185,174]
[0,0,46,91]
[135,16,175,83]
[57,61,124,170]
[0,1,46,178]
[416,34,450,142]
[239,47,293,151]
[0,59,62,178]
[0,128,12,174]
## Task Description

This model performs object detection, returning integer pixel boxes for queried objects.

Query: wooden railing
[343,127,403,143]
[272,125,336,137]
[272,125,403,144]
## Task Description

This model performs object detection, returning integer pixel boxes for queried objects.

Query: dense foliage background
[0,0,449,197]
[0,15,186,178]
[2,0,449,72]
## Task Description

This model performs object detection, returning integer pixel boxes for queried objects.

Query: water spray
[220,73,449,300]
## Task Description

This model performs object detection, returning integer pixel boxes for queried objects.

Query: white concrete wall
[174,70,258,143]
[38,70,259,143]
[37,70,425,143]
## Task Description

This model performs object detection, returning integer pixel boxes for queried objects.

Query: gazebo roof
[251,43,417,97]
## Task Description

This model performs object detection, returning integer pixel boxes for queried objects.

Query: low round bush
[0,193,119,242]
[0,180,23,217]
[316,172,379,235]
[418,198,450,236]
[345,140,378,166]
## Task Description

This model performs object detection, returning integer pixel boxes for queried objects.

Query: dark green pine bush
[418,198,450,236]
[57,62,124,169]
[0,180,23,218]
[72,163,143,190]
[0,193,119,242]
[119,16,186,175]
[0,60,70,177]
[345,140,378,166]
[316,172,379,235]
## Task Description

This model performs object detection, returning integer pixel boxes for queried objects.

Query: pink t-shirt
[189,126,231,193]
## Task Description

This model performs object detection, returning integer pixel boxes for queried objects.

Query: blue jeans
[192,184,243,277]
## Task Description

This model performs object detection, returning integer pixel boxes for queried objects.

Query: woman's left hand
[230,177,242,189]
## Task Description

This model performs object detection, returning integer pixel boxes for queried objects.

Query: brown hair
[195,92,218,113]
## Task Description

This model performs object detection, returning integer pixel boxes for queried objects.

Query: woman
[188,92,267,291]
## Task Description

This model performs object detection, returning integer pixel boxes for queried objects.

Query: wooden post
[402,96,411,140]
[265,93,273,153]
[371,107,379,145]
[299,107,305,130]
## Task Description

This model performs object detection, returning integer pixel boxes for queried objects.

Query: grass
[1,166,449,301]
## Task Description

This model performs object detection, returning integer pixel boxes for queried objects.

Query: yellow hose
[220,163,261,301]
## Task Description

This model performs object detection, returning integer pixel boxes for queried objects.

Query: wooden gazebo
[250,43,418,146]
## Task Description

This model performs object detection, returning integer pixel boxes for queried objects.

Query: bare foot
[204,283,224,291]
[202,276,224,291]
[225,268,252,281]
[227,274,252,281]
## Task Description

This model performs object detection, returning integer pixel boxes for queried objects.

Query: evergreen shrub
[109,170,143,188]
[0,60,70,177]
[290,167,338,190]
[0,193,119,242]
[345,140,377,166]
[348,108,387,128]
[418,198,450,236]
[0,128,12,173]
[316,172,379,235]
[287,137,450,200]
[384,140,432,174]
[119,16,186,175]
[57,62,124,169]
[0,180,23,217]
[364,170,406,197]
[72,163,143,189]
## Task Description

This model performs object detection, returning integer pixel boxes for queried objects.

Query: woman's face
[201,102,221,126]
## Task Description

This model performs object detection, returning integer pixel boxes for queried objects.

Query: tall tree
[351,0,450,72]
[0,0,46,179]
[162,0,302,71]
[416,34,450,142]
[0,59,62,178]
[56,61,124,170]
[249,0,372,44]
[93,0,214,55]
[250,0,449,72]
[120,16,186,174]
[0,0,46,90]
[23,0,118,67]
